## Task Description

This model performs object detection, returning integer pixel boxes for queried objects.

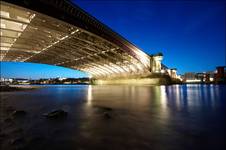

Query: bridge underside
[0,1,152,79]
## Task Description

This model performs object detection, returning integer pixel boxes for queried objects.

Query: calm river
[0,84,226,150]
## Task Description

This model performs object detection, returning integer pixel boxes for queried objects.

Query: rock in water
[94,106,113,119]
[10,137,25,145]
[101,107,113,111]
[103,112,112,119]
[6,106,15,113]
[4,117,13,123]
[98,106,112,112]
[94,106,113,113]
[43,109,67,119]
[12,110,27,118]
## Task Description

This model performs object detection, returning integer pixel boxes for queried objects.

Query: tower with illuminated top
[150,53,163,73]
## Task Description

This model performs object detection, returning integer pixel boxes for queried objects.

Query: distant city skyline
[1,0,225,79]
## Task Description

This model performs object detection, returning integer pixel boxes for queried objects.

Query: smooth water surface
[1,84,226,150]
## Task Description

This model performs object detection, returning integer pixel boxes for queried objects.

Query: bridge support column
[150,53,163,73]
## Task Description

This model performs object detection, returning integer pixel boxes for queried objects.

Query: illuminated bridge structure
[0,0,175,80]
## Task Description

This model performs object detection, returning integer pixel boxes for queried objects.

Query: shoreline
[0,85,40,92]
[1,83,225,92]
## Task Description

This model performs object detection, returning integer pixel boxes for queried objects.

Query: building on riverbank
[214,66,226,83]
[182,66,226,84]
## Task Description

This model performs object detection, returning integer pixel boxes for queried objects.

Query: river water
[0,84,226,150]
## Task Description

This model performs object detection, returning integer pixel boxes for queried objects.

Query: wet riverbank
[0,84,226,150]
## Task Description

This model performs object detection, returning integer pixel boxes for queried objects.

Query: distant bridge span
[0,0,170,79]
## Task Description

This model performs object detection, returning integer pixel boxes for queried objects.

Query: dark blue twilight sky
[0,0,225,79]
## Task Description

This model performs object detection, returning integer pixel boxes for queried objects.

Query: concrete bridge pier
[150,53,163,73]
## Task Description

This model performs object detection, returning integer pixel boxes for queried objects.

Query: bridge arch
[0,0,166,79]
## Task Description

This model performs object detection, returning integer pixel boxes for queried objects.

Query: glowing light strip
[90,67,108,76]
[56,48,111,66]
[82,66,104,77]
[88,70,102,77]
[82,63,119,77]
[23,29,79,62]
[0,7,36,61]
[84,69,98,76]
[133,49,150,68]
[88,63,112,76]
[185,79,201,83]
[128,64,137,72]
[104,64,121,74]
[108,63,124,74]
[0,47,39,54]
[100,64,121,75]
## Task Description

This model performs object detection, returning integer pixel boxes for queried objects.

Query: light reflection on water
[87,85,92,105]
[84,84,223,111]
[1,84,225,150]
[81,84,225,149]
[159,84,222,111]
